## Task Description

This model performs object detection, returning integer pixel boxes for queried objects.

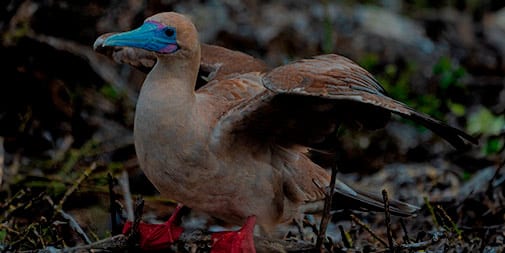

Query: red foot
[122,204,184,250]
[211,216,257,253]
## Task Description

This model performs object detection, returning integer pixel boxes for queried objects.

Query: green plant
[433,56,465,91]
[467,107,505,155]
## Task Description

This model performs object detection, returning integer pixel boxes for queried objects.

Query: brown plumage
[94,12,477,232]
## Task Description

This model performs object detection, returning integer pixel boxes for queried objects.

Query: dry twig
[399,219,410,244]
[382,189,395,251]
[316,152,339,249]
[436,205,461,239]
[350,214,388,248]
[338,224,352,248]
[54,163,97,214]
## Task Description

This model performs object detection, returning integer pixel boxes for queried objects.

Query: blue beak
[103,21,179,53]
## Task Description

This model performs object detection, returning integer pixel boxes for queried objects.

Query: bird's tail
[299,179,419,217]
[331,179,419,217]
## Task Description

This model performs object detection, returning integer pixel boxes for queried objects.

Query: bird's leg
[122,204,185,250]
[211,215,257,253]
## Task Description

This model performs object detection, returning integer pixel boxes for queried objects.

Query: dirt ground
[1,0,505,252]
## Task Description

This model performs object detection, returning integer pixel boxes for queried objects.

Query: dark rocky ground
[1,0,505,252]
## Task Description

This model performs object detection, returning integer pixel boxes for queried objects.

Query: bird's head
[101,12,199,57]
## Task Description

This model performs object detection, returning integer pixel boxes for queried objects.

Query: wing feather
[214,54,477,150]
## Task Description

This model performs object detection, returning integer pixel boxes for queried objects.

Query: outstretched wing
[94,33,268,82]
[213,54,477,150]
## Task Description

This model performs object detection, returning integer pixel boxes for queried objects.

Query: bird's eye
[164,28,175,37]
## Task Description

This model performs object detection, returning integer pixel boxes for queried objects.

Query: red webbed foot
[211,216,256,253]
[122,204,184,250]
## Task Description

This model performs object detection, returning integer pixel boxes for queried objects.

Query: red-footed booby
[95,12,477,252]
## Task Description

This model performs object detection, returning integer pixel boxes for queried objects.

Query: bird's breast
[133,90,213,197]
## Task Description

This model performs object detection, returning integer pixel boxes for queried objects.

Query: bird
[95,12,477,252]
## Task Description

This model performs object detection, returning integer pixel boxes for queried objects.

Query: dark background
[1,0,504,251]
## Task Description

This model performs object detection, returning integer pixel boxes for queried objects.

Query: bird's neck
[133,49,206,186]
[135,50,202,142]
[146,53,200,104]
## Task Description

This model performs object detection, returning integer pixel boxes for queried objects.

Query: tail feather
[332,186,419,217]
